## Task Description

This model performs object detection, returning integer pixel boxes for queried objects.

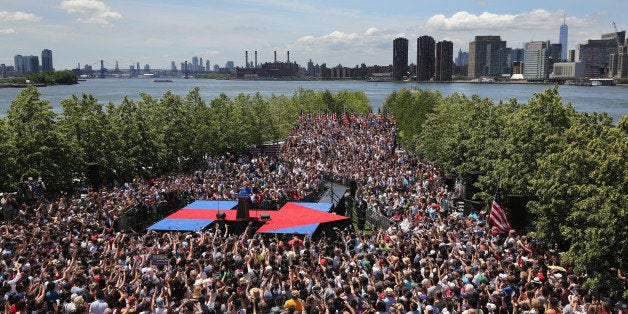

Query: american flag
[489,186,512,232]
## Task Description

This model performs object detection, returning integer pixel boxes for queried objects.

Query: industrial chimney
[274,51,277,63]
[287,51,290,63]
[254,51,258,68]
[245,51,249,68]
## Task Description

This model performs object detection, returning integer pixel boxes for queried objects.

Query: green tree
[0,119,18,191]
[183,87,214,166]
[59,94,119,183]
[383,88,441,152]
[531,112,627,297]
[490,86,575,196]
[7,86,74,189]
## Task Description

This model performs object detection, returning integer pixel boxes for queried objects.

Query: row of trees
[25,70,78,85]
[0,86,370,192]
[0,70,78,85]
[383,87,627,298]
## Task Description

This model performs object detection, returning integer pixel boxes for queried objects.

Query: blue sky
[1,0,627,70]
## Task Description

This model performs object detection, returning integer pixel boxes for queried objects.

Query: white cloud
[0,11,42,22]
[291,28,401,65]
[60,0,122,25]
[0,28,16,34]
[426,9,591,31]
[295,28,398,47]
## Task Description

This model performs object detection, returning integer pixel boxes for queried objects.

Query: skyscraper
[435,40,453,81]
[559,16,568,61]
[455,49,469,66]
[417,35,435,81]
[523,41,550,79]
[392,37,409,81]
[468,36,508,78]
[14,55,26,75]
[41,49,53,72]
[576,31,625,77]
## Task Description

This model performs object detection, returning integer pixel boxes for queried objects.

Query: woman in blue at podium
[239,181,252,195]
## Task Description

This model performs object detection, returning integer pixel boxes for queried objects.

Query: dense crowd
[0,114,625,314]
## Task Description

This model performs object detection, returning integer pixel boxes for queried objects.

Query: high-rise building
[601,31,625,45]
[206,60,210,72]
[417,35,435,81]
[468,36,509,78]
[14,55,26,75]
[548,43,563,75]
[455,49,469,66]
[307,59,315,76]
[226,61,234,70]
[559,17,568,61]
[392,37,409,81]
[523,41,551,79]
[511,49,525,63]
[41,49,53,72]
[435,40,453,81]
[575,31,625,77]
[171,61,177,72]
[568,50,576,62]
[609,44,628,78]
[26,56,40,74]
[192,57,199,68]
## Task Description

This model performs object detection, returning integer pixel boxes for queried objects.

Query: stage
[147,200,351,235]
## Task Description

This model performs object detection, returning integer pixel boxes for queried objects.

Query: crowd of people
[0,113,624,314]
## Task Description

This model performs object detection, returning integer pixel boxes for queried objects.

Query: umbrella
[547,265,566,272]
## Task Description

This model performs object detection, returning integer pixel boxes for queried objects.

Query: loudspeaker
[443,176,456,191]
[85,162,101,190]
[216,212,226,220]
[260,213,271,220]
[464,171,482,200]
[507,195,528,231]
[349,179,357,198]
[463,200,483,216]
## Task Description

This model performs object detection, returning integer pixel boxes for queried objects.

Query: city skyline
[1,1,627,70]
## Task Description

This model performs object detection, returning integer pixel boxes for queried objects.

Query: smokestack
[274,51,277,63]
[245,51,248,68]
[254,51,258,68]
[287,51,290,63]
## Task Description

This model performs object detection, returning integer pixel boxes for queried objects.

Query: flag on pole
[489,185,512,232]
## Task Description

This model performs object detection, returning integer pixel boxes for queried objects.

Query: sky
[1,0,627,70]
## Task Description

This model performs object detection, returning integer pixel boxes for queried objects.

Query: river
[0,78,626,122]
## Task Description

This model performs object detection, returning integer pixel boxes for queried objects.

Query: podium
[236,193,250,220]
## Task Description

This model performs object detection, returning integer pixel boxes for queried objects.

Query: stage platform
[147,200,350,235]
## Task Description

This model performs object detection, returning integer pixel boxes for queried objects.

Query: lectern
[236,194,250,220]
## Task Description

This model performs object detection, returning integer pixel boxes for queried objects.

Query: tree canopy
[383,85,627,298]
[0,86,371,191]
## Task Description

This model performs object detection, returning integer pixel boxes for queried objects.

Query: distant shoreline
[0,82,80,89]
[0,83,48,88]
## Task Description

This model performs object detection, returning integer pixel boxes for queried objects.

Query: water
[0,78,626,122]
